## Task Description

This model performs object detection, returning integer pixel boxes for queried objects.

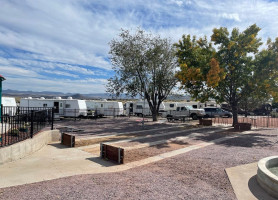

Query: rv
[124,101,134,116]
[162,105,206,120]
[20,97,87,118]
[85,100,124,117]
[1,97,17,116]
[163,101,204,111]
[126,100,166,116]
[177,101,205,109]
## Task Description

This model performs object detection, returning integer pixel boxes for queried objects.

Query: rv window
[43,104,47,107]
[101,104,103,108]
[181,107,185,111]
[177,107,180,111]
[170,104,175,108]
[65,104,71,108]
[192,105,197,108]
[136,105,143,109]
[60,103,63,107]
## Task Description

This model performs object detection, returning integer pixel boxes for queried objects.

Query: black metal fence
[212,115,278,128]
[0,107,54,147]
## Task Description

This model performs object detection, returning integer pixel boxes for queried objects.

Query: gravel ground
[55,117,198,138]
[1,128,278,200]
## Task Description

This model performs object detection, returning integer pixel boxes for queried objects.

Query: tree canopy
[107,29,178,121]
[175,24,277,125]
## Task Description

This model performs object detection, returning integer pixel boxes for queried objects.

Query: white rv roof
[2,97,17,106]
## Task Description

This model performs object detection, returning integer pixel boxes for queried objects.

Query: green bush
[8,128,19,136]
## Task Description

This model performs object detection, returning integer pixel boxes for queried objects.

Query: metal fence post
[267,113,270,128]
[30,110,34,138]
[0,104,3,123]
[51,107,54,130]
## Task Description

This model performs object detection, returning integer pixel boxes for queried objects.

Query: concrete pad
[226,162,276,200]
[0,143,117,188]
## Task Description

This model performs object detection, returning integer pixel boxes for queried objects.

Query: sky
[0,0,278,94]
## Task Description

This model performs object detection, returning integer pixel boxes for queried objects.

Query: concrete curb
[0,129,61,165]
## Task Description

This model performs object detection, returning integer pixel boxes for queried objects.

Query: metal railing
[212,114,278,128]
[0,107,54,147]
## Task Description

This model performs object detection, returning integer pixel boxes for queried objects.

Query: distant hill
[2,89,132,100]
[2,89,192,101]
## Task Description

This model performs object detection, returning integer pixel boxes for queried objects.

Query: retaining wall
[0,129,61,165]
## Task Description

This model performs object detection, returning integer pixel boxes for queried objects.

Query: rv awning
[0,74,5,81]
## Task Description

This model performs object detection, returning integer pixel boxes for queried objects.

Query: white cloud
[0,0,278,94]
[0,65,40,78]
[3,77,108,94]
[221,13,241,22]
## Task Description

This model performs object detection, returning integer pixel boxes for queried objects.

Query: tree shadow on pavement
[194,130,278,148]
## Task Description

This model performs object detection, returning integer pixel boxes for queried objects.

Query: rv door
[54,102,59,113]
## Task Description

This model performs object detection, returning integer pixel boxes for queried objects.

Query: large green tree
[175,24,274,125]
[107,29,178,121]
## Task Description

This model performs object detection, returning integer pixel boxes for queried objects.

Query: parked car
[204,107,232,118]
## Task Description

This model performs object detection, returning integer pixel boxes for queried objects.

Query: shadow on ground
[248,175,276,200]
[194,128,278,148]
[86,157,118,167]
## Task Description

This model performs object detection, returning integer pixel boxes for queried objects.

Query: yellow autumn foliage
[207,58,224,88]
[176,63,203,84]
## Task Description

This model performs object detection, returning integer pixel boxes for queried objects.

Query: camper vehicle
[163,102,179,111]
[125,100,166,116]
[1,97,17,116]
[85,100,124,117]
[162,105,206,120]
[20,97,87,118]
[125,100,165,116]
[124,101,134,116]
[164,101,205,110]
[181,101,205,109]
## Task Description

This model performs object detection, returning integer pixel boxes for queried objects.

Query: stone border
[257,156,278,198]
[0,129,61,165]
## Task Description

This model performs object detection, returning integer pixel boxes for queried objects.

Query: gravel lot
[54,117,197,138]
[1,127,278,200]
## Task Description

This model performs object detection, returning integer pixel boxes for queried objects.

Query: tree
[107,29,178,121]
[176,24,264,125]
[175,35,220,102]
[254,38,278,101]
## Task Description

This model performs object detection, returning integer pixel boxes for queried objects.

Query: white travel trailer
[1,97,17,116]
[164,102,179,111]
[124,101,135,116]
[20,97,87,118]
[85,100,124,117]
[126,100,166,116]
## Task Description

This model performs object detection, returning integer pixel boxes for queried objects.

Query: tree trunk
[152,111,158,121]
[231,104,238,127]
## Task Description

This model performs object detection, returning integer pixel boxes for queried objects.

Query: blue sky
[0,0,278,94]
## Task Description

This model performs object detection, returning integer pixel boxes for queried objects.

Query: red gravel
[1,128,278,200]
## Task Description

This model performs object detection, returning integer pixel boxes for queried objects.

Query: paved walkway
[0,126,250,188]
